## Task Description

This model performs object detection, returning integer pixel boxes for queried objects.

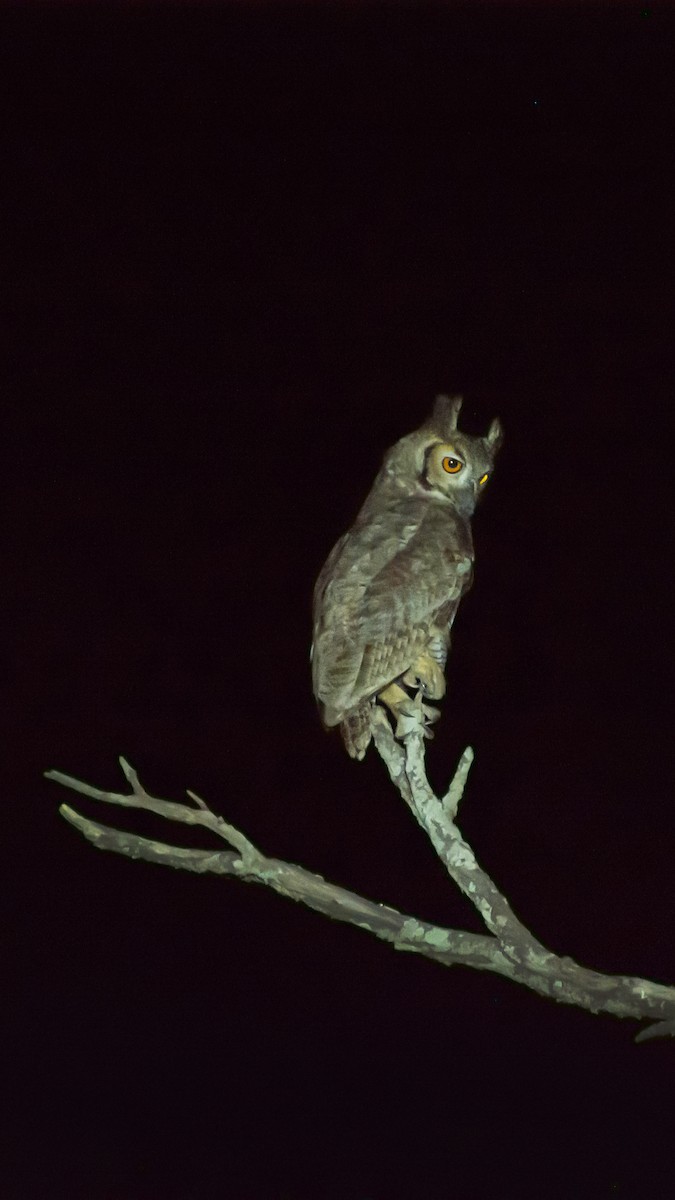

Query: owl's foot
[377,682,440,743]
[402,653,446,700]
[395,691,440,742]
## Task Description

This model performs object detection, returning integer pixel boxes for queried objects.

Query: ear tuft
[431,393,463,433]
[486,417,503,452]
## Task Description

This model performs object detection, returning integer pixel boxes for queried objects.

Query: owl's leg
[377,682,409,712]
[402,652,446,700]
[378,681,440,742]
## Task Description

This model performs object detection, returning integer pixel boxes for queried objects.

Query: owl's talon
[394,692,440,742]
[420,704,440,738]
[402,655,446,701]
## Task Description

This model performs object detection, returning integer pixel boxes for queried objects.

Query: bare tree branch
[47,726,675,1040]
[371,710,552,964]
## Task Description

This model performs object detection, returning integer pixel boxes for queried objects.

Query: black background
[4,4,675,1197]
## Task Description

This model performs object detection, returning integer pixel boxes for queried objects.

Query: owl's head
[382,394,503,516]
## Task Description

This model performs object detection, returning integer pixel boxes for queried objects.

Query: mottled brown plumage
[311,395,502,758]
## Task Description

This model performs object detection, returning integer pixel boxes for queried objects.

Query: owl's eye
[479,473,489,486]
[442,456,463,474]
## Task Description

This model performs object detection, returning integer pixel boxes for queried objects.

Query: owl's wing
[312,501,472,723]
[352,516,472,694]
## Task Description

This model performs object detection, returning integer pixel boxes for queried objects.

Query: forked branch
[46,717,675,1041]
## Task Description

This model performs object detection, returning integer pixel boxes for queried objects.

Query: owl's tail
[340,703,373,761]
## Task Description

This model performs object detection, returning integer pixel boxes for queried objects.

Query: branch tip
[635,1019,675,1044]
[118,756,140,788]
[44,768,66,783]
[186,788,209,811]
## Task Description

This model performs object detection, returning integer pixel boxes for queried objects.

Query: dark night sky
[4,5,675,1197]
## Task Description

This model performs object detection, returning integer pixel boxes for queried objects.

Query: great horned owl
[311,395,502,759]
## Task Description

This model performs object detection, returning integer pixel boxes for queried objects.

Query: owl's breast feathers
[311,499,474,727]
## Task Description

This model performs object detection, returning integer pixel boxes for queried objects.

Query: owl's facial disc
[423,441,493,503]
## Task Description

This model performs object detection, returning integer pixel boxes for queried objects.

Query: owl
[311,395,502,759]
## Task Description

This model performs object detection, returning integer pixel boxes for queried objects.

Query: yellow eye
[442,456,463,474]
[479,473,489,486]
